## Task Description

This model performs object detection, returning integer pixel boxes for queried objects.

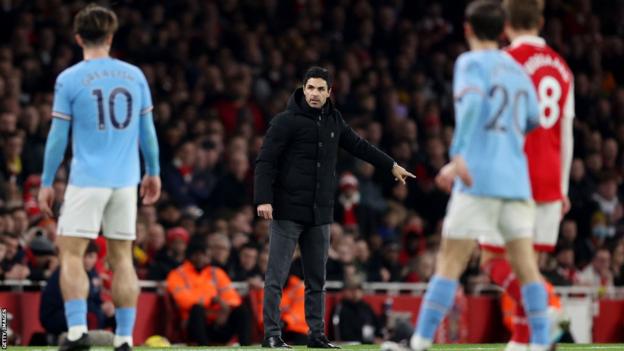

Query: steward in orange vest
[166,236,251,345]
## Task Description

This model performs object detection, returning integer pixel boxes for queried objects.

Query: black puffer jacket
[254,88,395,225]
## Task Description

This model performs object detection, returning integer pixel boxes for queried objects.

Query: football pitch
[9,345,624,351]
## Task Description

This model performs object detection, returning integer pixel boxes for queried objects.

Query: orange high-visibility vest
[203,265,242,322]
[280,276,308,334]
[166,262,242,321]
[166,261,218,321]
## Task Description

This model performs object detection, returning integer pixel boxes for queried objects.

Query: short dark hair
[303,66,332,88]
[185,234,208,258]
[465,0,505,41]
[73,3,118,46]
[503,0,543,31]
[240,243,259,252]
[598,171,618,184]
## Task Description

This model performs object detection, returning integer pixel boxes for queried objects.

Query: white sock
[114,335,133,348]
[67,325,88,341]
[529,344,551,351]
[505,341,529,351]
[410,334,432,351]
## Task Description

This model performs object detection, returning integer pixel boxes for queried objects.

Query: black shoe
[307,334,341,349]
[262,336,292,348]
[114,343,132,351]
[59,333,90,351]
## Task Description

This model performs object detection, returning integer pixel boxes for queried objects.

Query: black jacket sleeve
[338,113,395,171]
[254,113,292,205]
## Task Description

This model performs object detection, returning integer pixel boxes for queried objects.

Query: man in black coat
[255,66,414,349]
[330,278,382,344]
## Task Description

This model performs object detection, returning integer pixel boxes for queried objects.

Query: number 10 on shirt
[92,87,133,130]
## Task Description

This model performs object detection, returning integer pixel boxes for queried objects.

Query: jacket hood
[286,87,334,118]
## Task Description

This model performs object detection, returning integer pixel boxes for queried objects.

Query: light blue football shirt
[450,50,540,199]
[51,57,153,188]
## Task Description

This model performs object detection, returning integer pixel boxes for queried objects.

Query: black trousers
[263,219,330,338]
[187,303,251,346]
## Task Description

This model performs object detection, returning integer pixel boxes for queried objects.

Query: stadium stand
[1,0,624,346]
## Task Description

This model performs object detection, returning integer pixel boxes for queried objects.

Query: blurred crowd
[1,0,624,311]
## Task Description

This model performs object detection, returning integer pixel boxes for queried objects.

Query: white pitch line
[431,348,624,351]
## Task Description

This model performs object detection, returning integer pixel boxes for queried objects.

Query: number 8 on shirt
[479,35,575,253]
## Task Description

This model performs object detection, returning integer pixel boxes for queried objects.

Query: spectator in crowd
[157,202,183,229]
[369,241,402,282]
[399,215,427,266]
[353,160,388,215]
[376,207,406,242]
[166,236,251,346]
[577,248,614,288]
[0,132,28,185]
[162,141,205,212]
[147,227,189,280]
[10,207,29,239]
[577,212,613,267]
[612,240,624,286]
[591,173,621,237]
[211,151,252,211]
[326,234,356,282]
[207,233,235,277]
[404,250,436,283]
[213,72,265,137]
[144,223,167,260]
[1,234,29,280]
[334,172,378,237]
[191,140,221,208]
[232,243,260,282]
[227,210,253,240]
[353,237,379,282]
[544,244,579,286]
[331,277,382,344]
[558,219,578,249]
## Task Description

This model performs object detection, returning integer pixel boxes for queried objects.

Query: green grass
[9,345,624,351]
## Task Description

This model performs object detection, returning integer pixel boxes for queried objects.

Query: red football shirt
[506,36,575,202]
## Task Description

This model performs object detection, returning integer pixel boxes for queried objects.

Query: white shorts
[479,200,562,252]
[442,192,535,243]
[58,185,137,240]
